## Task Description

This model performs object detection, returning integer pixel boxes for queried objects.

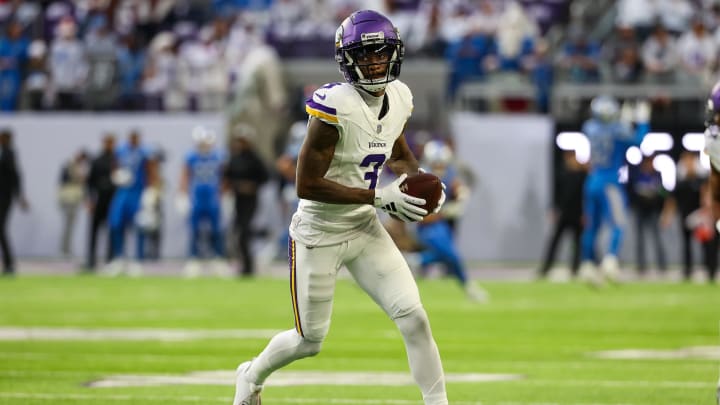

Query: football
[400,172,442,214]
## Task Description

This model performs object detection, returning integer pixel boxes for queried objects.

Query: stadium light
[626,146,642,165]
[653,154,676,191]
[640,132,673,156]
[682,132,705,152]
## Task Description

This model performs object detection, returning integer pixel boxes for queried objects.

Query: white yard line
[0,392,638,405]
[0,327,280,341]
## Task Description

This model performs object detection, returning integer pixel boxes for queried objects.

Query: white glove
[374,173,427,222]
[715,219,720,235]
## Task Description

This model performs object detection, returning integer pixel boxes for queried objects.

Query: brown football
[400,172,442,214]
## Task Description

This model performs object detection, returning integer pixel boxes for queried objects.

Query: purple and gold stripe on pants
[288,237,304,337]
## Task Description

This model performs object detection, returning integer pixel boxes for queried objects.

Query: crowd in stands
[0,0,719,112]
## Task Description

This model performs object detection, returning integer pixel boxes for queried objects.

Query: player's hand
[433,182,446,214]
[374,173,427,222]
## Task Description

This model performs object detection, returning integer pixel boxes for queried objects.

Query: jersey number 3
[360,154,386,190]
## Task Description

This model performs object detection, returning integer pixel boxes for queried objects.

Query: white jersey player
[233,10,448,405]
[705,82,720,229]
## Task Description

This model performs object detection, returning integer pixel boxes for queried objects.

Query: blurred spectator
[669,151,716,281]
[85,134,117,272]
[20,40,49,110]
[616,0,657,38]
[226,18,287,165]
[627,154,669,276]
[641,23,679,83]
[0,20,29,111]
[116,34,146,110]
[611,41,643,83]
[84,16,119,110]
[656,0,694,36]
[445,34,491,99]
[555,23,600,83]
[524,38,553,113]
[0,129,29,276]
[49,18,87,110]
[224,124,269,277]
[602,25,639,82]
[538,149,587,280]
[177,23,228,111]
[411,0,444,57]
[58,149,89,258]
[483,1,537,73]
[141,31,181,111]
[676,16,715,82]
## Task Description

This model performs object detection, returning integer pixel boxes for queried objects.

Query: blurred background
[0,0,717,280]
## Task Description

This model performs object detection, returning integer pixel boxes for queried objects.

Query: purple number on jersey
[360,154,386,190]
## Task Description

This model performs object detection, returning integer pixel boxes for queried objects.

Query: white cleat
[578,261,604,288]
[101,259,125,277]
[233,361,262,405]
[127,262,144,278]
[183,259,202,278]
[600,255,620,284]
[211,258,231,278]
[548,267,571,283]
[465,282,489,303]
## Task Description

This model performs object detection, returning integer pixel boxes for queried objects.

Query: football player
[233,10,448,405]
[104,130,154,276]
[578,96,649,286]
[416,140,487,302]
[702,81,720,283]
[179,126,227,277]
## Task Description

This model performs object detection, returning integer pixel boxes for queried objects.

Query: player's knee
[298,337,323,358]
[394,306,431,343]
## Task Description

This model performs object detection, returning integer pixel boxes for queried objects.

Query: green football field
[0,274,718,404]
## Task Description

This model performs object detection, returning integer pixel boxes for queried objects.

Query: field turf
[0,274,717,404]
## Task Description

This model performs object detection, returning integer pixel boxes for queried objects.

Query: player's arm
[296,117,375,204]
[386,129,420,176]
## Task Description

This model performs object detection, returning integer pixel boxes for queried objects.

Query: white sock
[245,329,322,385]
[394,307,448,405]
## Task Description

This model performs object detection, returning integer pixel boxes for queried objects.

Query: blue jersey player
[416,140,487,302]
[105,131,153,276]
[578,96,649,285]
[180,127,227,277]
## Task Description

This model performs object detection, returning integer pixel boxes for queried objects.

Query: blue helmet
[334,10,404,92]
[590,95,619,123]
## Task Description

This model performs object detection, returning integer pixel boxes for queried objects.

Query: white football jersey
[705,127,720,172]
[290,80,413,247]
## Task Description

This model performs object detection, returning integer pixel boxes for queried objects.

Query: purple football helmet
[334,10,404,92]
[706,81,720,130]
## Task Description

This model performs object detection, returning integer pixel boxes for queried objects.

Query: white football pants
[245,218,448,404]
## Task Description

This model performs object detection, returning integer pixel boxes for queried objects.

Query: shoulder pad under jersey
[305,82,357,126]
